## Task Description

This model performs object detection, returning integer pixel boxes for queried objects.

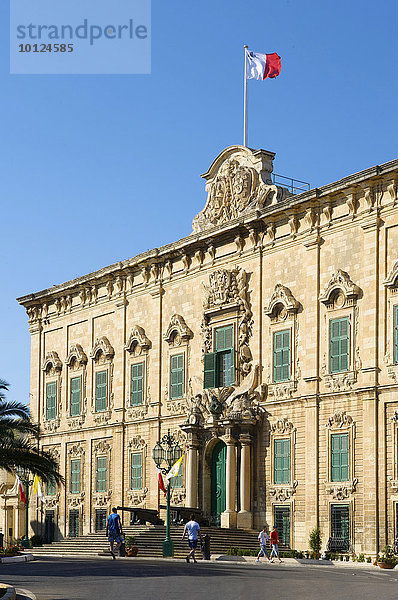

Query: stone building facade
[14,145,398,555]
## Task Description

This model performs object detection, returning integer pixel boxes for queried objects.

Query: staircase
[31,525,266,558]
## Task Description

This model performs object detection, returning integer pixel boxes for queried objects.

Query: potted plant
[125,536,139,557]
[309,528,322,560]
[377,546,398,569]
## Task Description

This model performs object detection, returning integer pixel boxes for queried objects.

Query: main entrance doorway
[44,510,55,543]
[69,509,80,538]
[211,440,226,526]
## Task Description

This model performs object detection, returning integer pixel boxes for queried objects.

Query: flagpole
[243,45,248,147]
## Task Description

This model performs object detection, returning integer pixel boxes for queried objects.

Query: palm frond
[0,438,64,484]
[0,400,30,420]
[0,417,39,437]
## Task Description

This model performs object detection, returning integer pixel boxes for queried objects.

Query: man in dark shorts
[181,514,202,563]
[106,507,123,559]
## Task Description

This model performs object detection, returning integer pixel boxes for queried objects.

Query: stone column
[186,442,199,508]
[221,430,237,528]
[237,432,252,528]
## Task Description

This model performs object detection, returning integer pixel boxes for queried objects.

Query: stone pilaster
[221,429,237,528]
[237,432,252,528]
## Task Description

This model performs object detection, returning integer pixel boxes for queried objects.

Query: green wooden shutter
[95,371,107,412]
[131,453,143,489]
[131,363,144,406]
[96,457,107,492]
[215,325,233,351]
[70,376,81,417]
[330,318,350,373]
[215,326,235,387]
[70,459,80,494]
[394,306,398,365]
[204,352,217,389]
[46,477,56,496]
[331,433,349,482]
[274,439,290,484]
[170,354,184,399]
[46,382,57,421]
[273,330,291,382]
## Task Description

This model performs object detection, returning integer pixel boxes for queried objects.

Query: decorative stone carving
[224,365,261,422]
[388,476,398,493]
[326,411,354,429]
[126,405,149,421]
[68,443,85,456]
[164,314,193,345]
[67,492,85,507]
[93,410,112,425]
[90,337,114,360]
[45,493,60,508]
[267,381,297,400]
[67,415,85,429]
[324,478,358,500]
[192,145,289,233]
[265,284,299,320]
[384,260,398,289]
[93,439,112,454]
[323,372,356,392]
[128,435,146,451]
[127,487,148,506]
[65,344,88,367]
[271,418,294,435]
[320,269,360,308]
[42,351,62,374]
[43,418,60,432]
[269,481,298,502]
[390,411,398,423]
[171,488,186,505]
[93,491,112,506]
[125,325,151,353]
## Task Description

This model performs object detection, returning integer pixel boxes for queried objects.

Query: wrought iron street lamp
[15,466,34,549]
[152,430,183,557]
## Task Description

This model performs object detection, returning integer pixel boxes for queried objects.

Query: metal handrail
[272,173,310,195]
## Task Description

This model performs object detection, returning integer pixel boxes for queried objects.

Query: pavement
[1,556,398,600]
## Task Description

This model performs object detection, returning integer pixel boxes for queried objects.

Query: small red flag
[157,468,167,496]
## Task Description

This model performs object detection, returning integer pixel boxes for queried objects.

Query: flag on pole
[10,474,26,505]
[165,455,184,482]
[33,474,47,504]
[157,468,167,496]
[246,51,281,80]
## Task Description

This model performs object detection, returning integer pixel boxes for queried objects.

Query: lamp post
[152,429,183,557]
[15,467,34,549]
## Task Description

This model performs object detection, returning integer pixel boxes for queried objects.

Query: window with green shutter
[273,330,291,382]
[46,477,56,496]
[131,363,144,406]
[96,456,107,492]
[394,306,398,365]
[274,438,290,484]
[95,371,107,412]
[131,452,142,489]
[203,325,235,389]
[70,376,81,417]
[331,433,349,482]
[330,318,350,373]
[70,459,80,494]
[46,382,57,421]
[170,354,184,399]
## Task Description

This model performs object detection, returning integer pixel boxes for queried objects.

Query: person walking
[269,525,283,563]
[255,525,270,563]
[181,514,202,563]
[106,507,124,560]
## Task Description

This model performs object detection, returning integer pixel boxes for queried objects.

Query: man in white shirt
[256,525,270,563]
[182,514,202,563]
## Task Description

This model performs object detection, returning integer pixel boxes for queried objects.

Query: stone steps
[31,525,280,558]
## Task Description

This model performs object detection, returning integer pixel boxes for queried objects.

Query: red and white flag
[10,474,26,505]
[157,468,167,496]
[246,51,281,80]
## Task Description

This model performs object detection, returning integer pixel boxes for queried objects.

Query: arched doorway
[211,440,226,526]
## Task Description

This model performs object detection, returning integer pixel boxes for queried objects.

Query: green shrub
[30,535,44,547]
[309,528,322,559]
[357,553,365,563]
[366,556,372,563]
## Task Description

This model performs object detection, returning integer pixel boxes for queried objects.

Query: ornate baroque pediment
[265,284,299,319]
[90,337,114,360]
[164,314,193,345]
[384,260,398,289]
[319,269,360,307]
[42,351,62,373]
[125,325,151,353]
[192,146,289,233]
[65,344,88,367]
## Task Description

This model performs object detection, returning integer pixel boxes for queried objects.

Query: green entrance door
[211,441,226,526]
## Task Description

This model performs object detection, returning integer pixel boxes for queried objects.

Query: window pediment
[164,314,193,345]
[65,344,88,367]
[125,325,151,353]
[384,260,398,289]
[264,284,299,320]
[320,269,360,308]
[42,351,62,373]
[90,337,114,361]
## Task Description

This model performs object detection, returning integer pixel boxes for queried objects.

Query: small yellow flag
[165,455,184,481]
[33,474,40,495]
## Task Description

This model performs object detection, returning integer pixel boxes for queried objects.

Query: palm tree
[0,379,63,484]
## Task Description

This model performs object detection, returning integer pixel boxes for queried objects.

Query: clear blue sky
[1,0,397,406]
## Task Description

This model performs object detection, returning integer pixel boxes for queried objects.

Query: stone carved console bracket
[324,478,358,500]
[269,480,298,502]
